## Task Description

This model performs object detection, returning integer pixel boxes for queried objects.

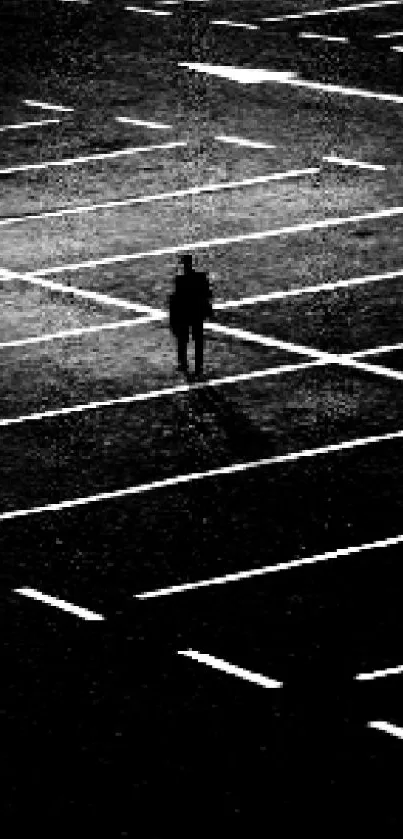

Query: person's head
[180,254,193,273]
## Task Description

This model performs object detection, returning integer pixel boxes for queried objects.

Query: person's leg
[194,323,204,376]
[177,328,189,372]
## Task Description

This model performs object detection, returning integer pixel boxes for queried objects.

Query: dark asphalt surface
[2,1,403,833]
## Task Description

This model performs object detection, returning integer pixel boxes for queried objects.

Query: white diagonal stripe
[178,650,282,688]
[14,587,104,620]
[355,664,403,681]
[137,531,403,598]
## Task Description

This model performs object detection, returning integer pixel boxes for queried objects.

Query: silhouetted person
[169,254,213,378]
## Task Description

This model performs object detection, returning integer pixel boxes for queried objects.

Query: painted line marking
[0,362,324,429]
[0,169,320,227]
[355,664,403,681]
[276,75,403,104]
[22,99,74,112]
[0,119,61,132]
[392,45,403,51]
[178,650,282,688]
[352,341,403,358]
[323,155,386,171]
[115,116,172,129]
[22,205,403,276]
[137,532,403,599]
[0,315,160,351]
[214,268,403,309]
[125,5,172,14]
[204,321,403,384]
[2,426,403,523]
[0,141,187,176]
[375,30,403,38]
[262,1,403,23]
[214,134,276,149]
[299,32,349,42]
[211,20,260,30]
[368,721,403,739]
[180,62,403,104]
[13,587,105,620]
[0,270,166,314]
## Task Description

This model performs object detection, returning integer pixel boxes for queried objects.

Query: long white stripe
[137,532,403,599]
[214,134,276,149]
[0,169,319,226]
[178,650,282,688]
[14,587,104,620]
[374,30,403,38]
[0,269,166,315]
[211,20,260,30]
[392,45,403,51]
[352,341,403,358]
[368,721,403,739]
[284,76,403,104]
[214,268,403,309]
[0,141,186,176]
[300,32,349,42]
[0,315,159,350]
[125,5,172,14]
[2,426,403,523]
[0,119,60,132]
[181,61,403,104]
[22,99,74,112]
[324,155,386,171]
[115,116,172,129]
[24,205,403,276]
[196,322,403,384]
[355,664,403,681]
[262,1,403,23]
[0,362,324,429]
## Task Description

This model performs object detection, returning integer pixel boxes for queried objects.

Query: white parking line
[180,61,403,104]
[125,5,172,14]
[0,119,61,132]
[214,134,276,149]
[323,155,386,171]
[2,426,403,524]
[374,30,403,38]
[355,664,403,681]
[116,116,172,129]
[0,169,320,227]
[352,341,403,358]
[284,76,403,104]
[0,362,324,429]
[0,315,160,351]
[22,99,74,112]
[178,650,283,688]
[23,205,403,276]
[0,141,187,176]
[392,45,403,51]
[215,268,403,310]
[0,269,166,314]
[207,321,403,383]
[262,1,403,23]
[13,587,104,620]
[368,721,403,739]
[211,20,260,30]
[299,32,349,42]
[137,531,403,598]
[215,268,403,309]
